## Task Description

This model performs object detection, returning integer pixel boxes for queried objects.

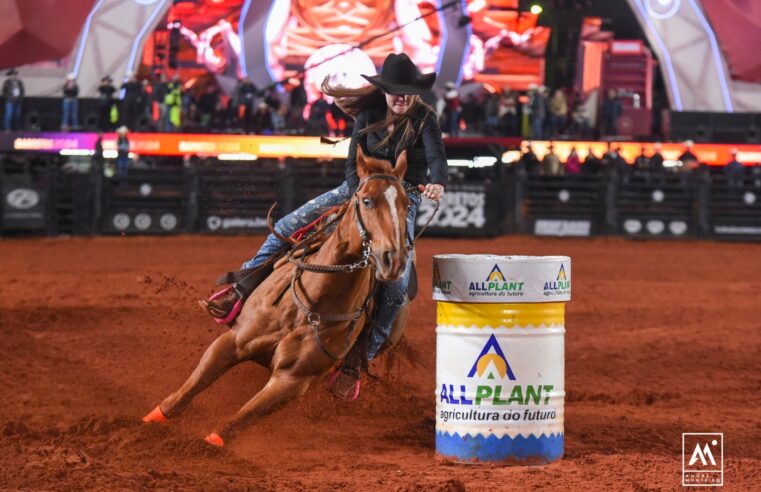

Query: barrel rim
[433,254,571,263]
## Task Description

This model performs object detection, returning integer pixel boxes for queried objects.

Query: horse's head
[352,145,410,281]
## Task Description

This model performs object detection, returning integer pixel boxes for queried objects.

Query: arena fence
[1,154,760,241]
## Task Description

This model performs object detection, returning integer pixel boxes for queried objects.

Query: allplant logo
[432,264,451,295]
[468,264,524,298]
[438,334,557,424]
[487,264,505,282]
[543,263,571,297]
[682,433,723,486]
[467,334,516,380]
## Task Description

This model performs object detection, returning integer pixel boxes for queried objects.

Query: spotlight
[530,4,543,15]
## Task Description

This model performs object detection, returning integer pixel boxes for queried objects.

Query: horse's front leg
[145,330,246,421]
[207,371,314,446]
[205,331,323,445]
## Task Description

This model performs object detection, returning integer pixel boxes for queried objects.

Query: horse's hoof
[204,432,225,447]
[142,405,168,424]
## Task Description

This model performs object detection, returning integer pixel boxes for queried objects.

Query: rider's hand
[418,183,444,201]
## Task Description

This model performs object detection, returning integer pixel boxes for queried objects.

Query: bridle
[285,173,438,360]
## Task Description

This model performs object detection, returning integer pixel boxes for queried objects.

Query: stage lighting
[530,4,543,15]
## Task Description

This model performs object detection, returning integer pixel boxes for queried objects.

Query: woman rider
[203,53,447,392]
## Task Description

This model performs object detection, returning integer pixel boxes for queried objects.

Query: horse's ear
[393,150,408,180]
[356,143,369,180]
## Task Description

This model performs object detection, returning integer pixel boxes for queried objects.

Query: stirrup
[200,285,244,324]
[325,366,361,402]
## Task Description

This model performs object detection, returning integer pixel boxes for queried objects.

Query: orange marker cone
[204,432,225,447]
[142,405,168,424]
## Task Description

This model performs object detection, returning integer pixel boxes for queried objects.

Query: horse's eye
[362,198,373,208]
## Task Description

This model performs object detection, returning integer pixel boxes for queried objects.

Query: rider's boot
[325,325,368,401]
[200,245,291,325]
[199,283,246,325]
[325,365,361,401]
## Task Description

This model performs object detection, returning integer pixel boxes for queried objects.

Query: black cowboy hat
[362,53,436,95]
[6,68,19,76]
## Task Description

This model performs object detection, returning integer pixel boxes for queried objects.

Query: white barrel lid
[432,254,571,303]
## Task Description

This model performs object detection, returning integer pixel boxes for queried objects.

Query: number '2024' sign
[417,191,486,229]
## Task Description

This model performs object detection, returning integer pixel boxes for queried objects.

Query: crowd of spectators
[453,84,621,140]
[517,139,760,184]
[2,68,630,140]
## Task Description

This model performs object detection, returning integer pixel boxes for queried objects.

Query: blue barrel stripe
[436,431,564,463]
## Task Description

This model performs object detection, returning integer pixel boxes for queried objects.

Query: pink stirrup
[207,286,244,324]
[325,368,361,402]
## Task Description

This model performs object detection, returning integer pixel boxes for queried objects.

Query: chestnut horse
[143,147,411,446]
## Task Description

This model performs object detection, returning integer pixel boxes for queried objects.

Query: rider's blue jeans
[242,181,420,360]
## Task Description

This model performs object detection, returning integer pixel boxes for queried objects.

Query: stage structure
[625,0,761,112]
[6,0,549,98]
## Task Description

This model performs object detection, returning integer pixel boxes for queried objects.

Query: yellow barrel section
[433,255,571,464]
[437,302,565,329]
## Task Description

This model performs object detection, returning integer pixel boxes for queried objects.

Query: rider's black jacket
[345,105,448,193]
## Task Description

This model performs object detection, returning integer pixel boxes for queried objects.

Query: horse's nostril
[382,251,394,270]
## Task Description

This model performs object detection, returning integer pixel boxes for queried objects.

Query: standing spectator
[61,74,79,131]
[521,141,540,174]
[263,87,281,112]
[306,93,330,136]
[634,146,649,172]
[461,92,484,134]
[442,81,462,136]
[601,89,622,136]
[724,149,744,188]
[198,85,219,129]
[97,76,117,131]
[569,98,591,138]
[529,84,547,140]
[236,76,258,133]
[164,76,183,132]
[582,147,601,174]
[679,140,699,171]
[120,73,143,130]
[253,102,273,134]
[605,143,630,182]
[137,79,151,130]
[289,78,307,121]
[541,145,563,176]
[484,91,500,135]
[548,89,567,137]
[272,104,288,134]
[2,68,24,131]
[499,89,519,136]
[116,126,130,177]
[649,142,665,174]
[93,132,105,173]
[152,73,169,131]
[565,147,581,174]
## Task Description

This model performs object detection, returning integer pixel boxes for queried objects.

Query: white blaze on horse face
[383,185,401,249]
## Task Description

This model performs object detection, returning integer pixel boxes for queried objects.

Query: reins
[285,174,439,360]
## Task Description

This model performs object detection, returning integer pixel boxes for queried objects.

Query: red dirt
[1,235,760,491]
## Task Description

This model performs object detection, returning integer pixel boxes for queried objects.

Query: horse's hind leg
[209,371,313,444]
[150,330,245,419]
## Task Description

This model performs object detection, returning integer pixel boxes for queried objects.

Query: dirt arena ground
[0,234,760,491]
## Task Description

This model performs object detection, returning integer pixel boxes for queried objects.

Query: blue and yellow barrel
[433,254,571,464]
